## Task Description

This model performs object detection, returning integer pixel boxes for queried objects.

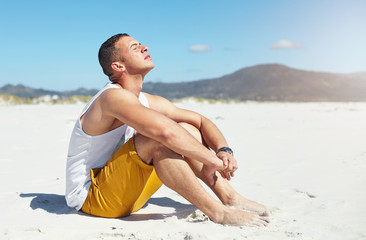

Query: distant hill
[0,84,99,98]
[143,64,366,101]
[0,84,59,98]
[1,64,366,101]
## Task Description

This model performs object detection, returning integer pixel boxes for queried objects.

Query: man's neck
[114,74,144,97]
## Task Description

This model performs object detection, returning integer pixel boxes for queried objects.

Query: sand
[1,101,366,239]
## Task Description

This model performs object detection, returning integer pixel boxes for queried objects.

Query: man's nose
[141,45,148,52]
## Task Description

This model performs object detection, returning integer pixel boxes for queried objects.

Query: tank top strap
[139,92,149,108]
[80,83,119,117]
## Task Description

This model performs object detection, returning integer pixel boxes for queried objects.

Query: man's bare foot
[213,207,270,227]
[225,194,271,216]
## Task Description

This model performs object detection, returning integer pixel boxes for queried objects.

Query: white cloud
[271,39,303,49]
[189,44,211,53]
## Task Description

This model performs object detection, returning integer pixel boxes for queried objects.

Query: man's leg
[178,123,270,216]
[81,137,162,218]
[134,133,269,226]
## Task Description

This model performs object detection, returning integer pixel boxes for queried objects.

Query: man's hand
[216,151,238,181]
[202,159,227,186]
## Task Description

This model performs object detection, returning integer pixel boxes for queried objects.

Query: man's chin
[147,63,155,71]
[142,65,154,79]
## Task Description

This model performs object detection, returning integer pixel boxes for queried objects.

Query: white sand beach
[1,101,366,240]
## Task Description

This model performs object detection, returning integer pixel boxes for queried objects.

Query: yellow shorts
[81,137,162,218]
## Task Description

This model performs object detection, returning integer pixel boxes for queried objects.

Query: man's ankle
[207,206,230,224]
[222,192,240,207]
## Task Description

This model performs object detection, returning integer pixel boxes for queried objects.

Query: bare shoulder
[142,92,167,103]
[100,87,138,104]
[142,92,202,125]
[95,87,142,119]
[81,88,139,135]
[142,92,175,114]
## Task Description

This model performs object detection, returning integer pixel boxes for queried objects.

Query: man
[66,33,270,226]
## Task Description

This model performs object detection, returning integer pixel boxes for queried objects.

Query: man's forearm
[136,113,222,168]
[199,116,229,153]
[199,116,238,179]
[160,120,222,167]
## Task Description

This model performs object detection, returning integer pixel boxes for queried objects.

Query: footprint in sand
[186,210,210,223]
[294,189,316,198]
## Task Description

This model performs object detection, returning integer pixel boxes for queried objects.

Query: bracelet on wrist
[216,147,233,156]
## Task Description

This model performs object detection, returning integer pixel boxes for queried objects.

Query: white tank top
[65,83,149,210]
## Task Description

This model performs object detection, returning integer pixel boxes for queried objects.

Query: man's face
[115,36,154,75]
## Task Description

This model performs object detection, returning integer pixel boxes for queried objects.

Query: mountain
[0,84,98,99]
[1,64,366,101]
[0,84,60,98]
[143,64,366,101]
[61,88,99,97]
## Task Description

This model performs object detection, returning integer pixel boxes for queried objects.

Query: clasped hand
[203,152,238,185]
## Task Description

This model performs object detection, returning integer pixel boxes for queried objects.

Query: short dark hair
[98,33,129,77]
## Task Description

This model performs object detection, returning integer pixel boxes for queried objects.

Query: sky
[0,0,365,91]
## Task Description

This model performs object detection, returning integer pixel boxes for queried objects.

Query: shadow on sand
[19,193,75,215]
[124,197,196,221]
[19,193,196,221]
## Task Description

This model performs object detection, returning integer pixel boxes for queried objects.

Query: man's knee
[178,122,202,143]
[134,123,202,164]
[134,134,161,164]
[134,134,174,164]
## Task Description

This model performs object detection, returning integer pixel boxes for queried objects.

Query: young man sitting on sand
[65,33,270,226]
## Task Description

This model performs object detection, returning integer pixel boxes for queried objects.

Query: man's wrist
[216,147,234,156]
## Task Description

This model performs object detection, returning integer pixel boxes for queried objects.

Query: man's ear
[111,62,125,72]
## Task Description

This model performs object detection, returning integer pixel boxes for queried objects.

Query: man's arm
[146,93,238,179]
[100,88,226,176]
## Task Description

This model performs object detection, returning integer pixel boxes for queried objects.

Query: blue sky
[0,0,365,91]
